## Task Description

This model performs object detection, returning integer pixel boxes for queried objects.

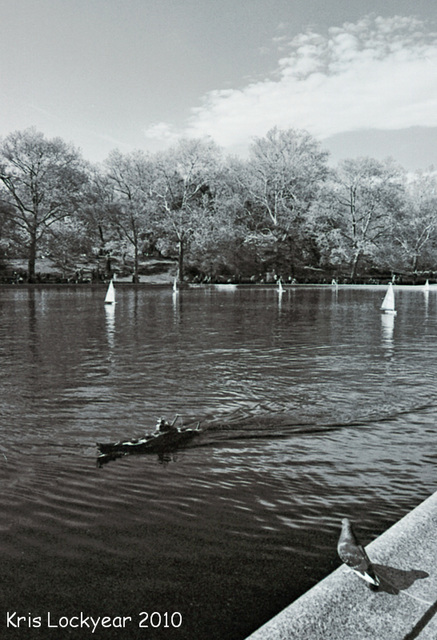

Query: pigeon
[337,518,380,589]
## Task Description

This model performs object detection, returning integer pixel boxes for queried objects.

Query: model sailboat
[277,279,283,294]
[380,283,396,315]
[104,279,116,305]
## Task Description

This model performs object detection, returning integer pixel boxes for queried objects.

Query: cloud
[143,121,184,152]
[144,121,179,142]
[143,15,437,154]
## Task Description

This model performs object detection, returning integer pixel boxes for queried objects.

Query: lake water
[1,284,437,639]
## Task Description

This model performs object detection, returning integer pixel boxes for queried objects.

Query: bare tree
[316,157,405,280]
[393,171,437,273]
[235,127,329,277]
[104,149,154,282]
[79,167,120,278]
[151,138,223,281]
[0,128,87,281]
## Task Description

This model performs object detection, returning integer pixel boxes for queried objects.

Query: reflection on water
[1,285,437,639]
[277,290,282,312]
[381,312,395,353]
[172,287,180,324]
[424,289,429,316]
[104,303,115,350]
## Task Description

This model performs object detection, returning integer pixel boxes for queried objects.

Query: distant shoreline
[0,281,434,289]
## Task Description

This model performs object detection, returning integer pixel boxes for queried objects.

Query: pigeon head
[340,518,356,539]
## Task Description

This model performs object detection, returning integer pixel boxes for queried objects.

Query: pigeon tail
[351,564,380,588]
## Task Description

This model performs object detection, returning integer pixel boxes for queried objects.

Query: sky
[2,0,437,170]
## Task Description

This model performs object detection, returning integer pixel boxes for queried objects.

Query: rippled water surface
[1,284,437,639]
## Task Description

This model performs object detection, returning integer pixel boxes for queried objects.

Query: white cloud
[143,16,437,154]
[143,121,183,152]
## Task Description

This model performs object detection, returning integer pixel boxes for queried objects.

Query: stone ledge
[246,491,437,640]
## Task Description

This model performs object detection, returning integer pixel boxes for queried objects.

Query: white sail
[173,278,178,293]
[104,279,115,304]
[381,283,396,314]
[424,279,430,292]
[278,279,283,294]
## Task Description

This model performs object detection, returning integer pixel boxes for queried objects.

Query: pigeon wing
[338,540,369,571]
[337,521,380,587]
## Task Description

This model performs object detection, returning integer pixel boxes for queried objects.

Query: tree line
[1,126,436,284]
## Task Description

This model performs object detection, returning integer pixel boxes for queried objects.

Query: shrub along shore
[0,255,435,286]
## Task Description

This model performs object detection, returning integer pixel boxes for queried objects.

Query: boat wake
[94,399,437,466]
[195,399,437,443]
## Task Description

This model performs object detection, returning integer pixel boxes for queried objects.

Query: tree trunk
[105,253,112,278]
[350,249,361,281]
[412,253,418,273]
[28,232,37,283]
[132,242,140,283]
[178,239,184,282]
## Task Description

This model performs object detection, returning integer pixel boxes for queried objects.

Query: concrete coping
[246,491,437,640]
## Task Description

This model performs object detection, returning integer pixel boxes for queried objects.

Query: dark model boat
[96,416,201,459]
